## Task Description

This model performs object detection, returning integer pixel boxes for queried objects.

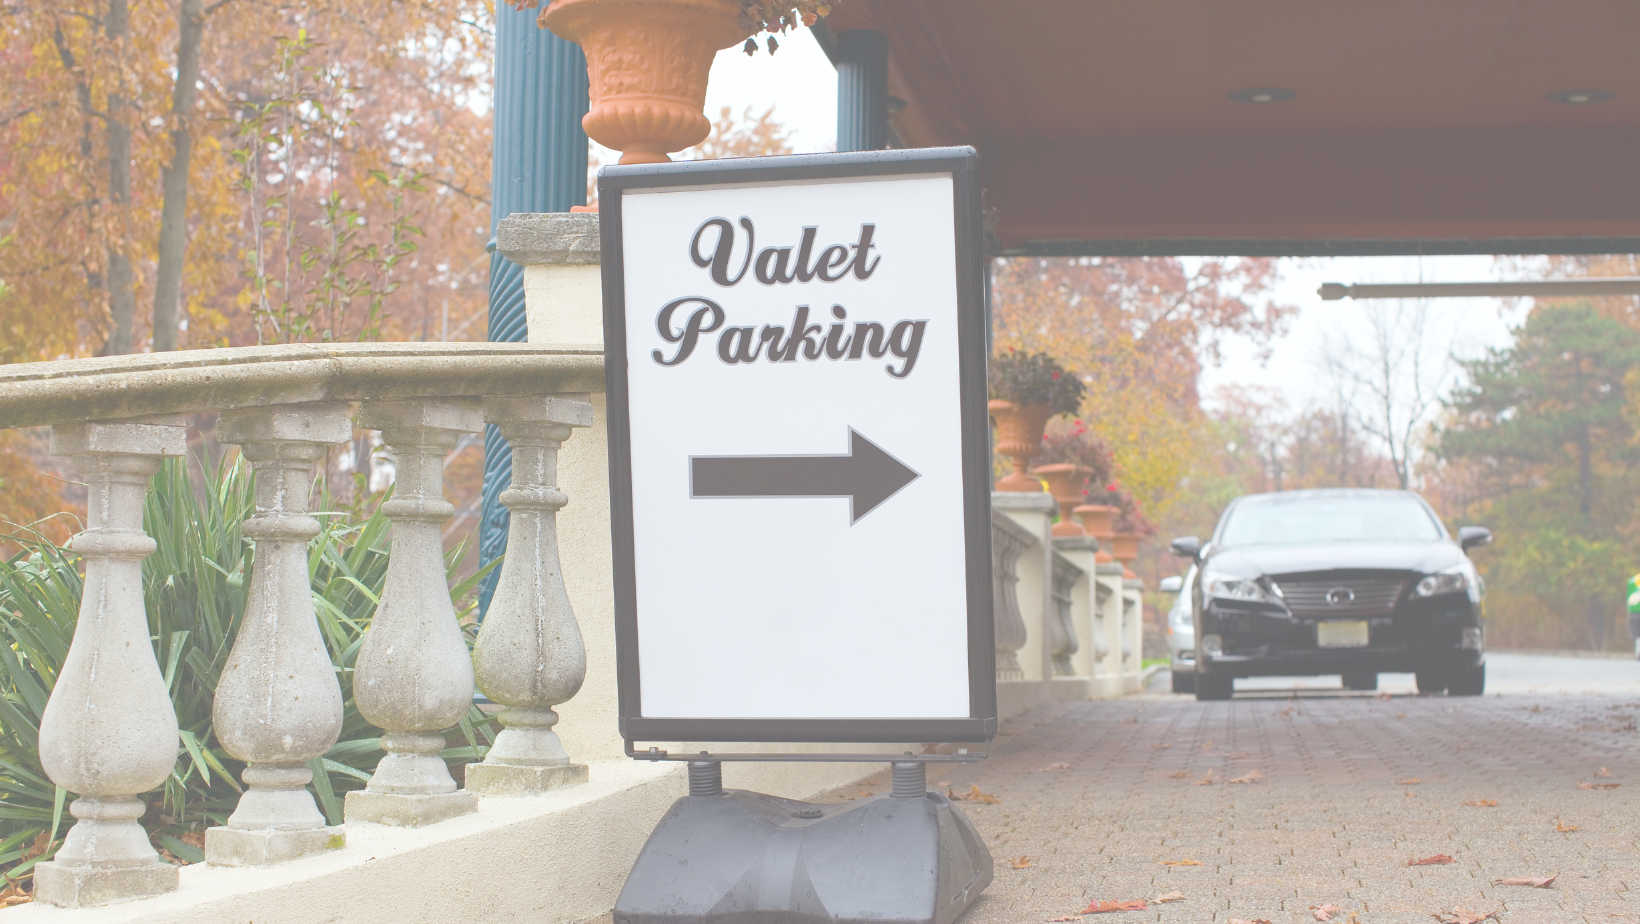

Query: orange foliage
[0,0,493,359]
[991,257,1292,523]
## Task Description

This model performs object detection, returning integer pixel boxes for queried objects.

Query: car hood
[1204,541,1464,578]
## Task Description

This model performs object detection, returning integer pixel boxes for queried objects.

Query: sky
[702,28,1527,424]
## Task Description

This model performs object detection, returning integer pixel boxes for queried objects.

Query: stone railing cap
[1052,536,1101,553]
[496,213,601,266]
[991,491,1058,513]
[1124,577,1146,589]
[1096,562,1127,576]
[0,342,603,430]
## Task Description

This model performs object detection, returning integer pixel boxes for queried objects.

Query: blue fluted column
[835,30,888,152]
[480,7,589,616]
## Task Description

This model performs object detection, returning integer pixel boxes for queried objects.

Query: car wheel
[1171,670,1195,694]
[1415,669,1447,695]
[1342,671,1377,691]
[1195,674,1233,701]
[1446,662,1485,696]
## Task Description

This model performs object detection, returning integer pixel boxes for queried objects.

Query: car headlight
[1415,567,1470,597]
[1203,571,1276,604]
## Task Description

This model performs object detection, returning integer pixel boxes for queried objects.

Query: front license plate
[1317,620,1370,648]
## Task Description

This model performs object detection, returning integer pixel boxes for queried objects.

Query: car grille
[1275,579,1406,618]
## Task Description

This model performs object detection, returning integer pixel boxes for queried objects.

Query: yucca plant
[0,454,497,882]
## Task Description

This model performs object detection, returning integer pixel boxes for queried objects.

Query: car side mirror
[1158,575,1183,594]
[1169,536,1201,560]
[1458,526,1492,551]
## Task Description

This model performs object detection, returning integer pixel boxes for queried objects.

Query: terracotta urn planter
[989,400,1053,492]
[1031,463,1092,536]
[543,0,751,165]
[1074,504,1118,562]
[1110,531,1140,577]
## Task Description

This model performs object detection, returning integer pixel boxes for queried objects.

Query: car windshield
[1218,495,1442,547]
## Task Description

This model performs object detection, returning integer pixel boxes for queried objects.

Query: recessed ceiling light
[1228,87,1295,105]
[1547,89,1615,105]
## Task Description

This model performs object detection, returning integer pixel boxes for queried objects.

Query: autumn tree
[990,256,1292,525]
[0,0,494,358]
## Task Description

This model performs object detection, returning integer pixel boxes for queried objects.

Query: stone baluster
[466,395,594,795]
[990,515,1033,681]
[346,399,481,826]
[1048,552,1081,676]
[205,404,351,865]
[33,417,186,908]
[1091,582,1112,662]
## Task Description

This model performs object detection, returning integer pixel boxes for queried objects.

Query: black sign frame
[600,147,996,746]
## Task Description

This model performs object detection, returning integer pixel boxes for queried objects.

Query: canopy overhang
[820,1,1640,255]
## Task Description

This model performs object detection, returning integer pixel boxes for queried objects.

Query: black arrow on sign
[690,428,921,524]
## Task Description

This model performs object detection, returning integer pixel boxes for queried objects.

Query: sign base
[613,762,992,924]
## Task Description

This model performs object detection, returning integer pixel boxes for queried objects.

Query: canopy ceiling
[820,1,1640,255]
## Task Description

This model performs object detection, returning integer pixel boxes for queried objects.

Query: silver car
[1160,565,1196,694]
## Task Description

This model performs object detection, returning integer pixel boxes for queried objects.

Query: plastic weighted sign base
[613,788,992,924]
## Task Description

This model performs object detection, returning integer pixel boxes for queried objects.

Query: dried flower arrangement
[739,2,835,55]
[988,349,1086,416]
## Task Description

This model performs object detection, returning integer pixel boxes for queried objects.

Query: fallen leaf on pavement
[1194,769,1216,786]
[1154,743,1171,749]
[1397,778,1423,785]
[1556,820,1579,832]
[1228,769,1263,784]
[1169,770,1190,779]
[1162,858,1203,867]
[963,784,1000,803]
[1596,766,1611,777]
[1409,854,1454,866]
[1312,904,1342,921]
[1396,712,1407,719]
[1491,875,1556,888]
[1432,907,1500,924]
[1011,856,1033,869]
[1461,799,1498,806]
[858,789,875,797]
[1577,782,1620,790]
[1153,890,1185,903]
[1200,740,1214,750]
[1046,762,1072,770]
[935,780,950,787]
[1047,917,1080,922]
[1082,900,1147,914]
[1228,919,1274,924]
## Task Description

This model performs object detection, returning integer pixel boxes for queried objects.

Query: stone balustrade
[0,343,600,908]
[992,492,1146,716]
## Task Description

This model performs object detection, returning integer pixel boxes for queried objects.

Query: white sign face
[604,151,993,743]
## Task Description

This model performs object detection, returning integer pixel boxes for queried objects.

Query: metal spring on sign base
[688,760,723,796]
[891,760,926,798]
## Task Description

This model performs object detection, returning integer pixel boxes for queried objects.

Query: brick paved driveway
[826,690,1640,924]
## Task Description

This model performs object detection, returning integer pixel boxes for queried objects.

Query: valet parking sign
[601,148,996,747]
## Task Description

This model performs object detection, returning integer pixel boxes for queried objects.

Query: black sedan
[1169,489,1490,701]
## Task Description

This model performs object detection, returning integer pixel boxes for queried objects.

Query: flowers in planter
[988,349,1085,416]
